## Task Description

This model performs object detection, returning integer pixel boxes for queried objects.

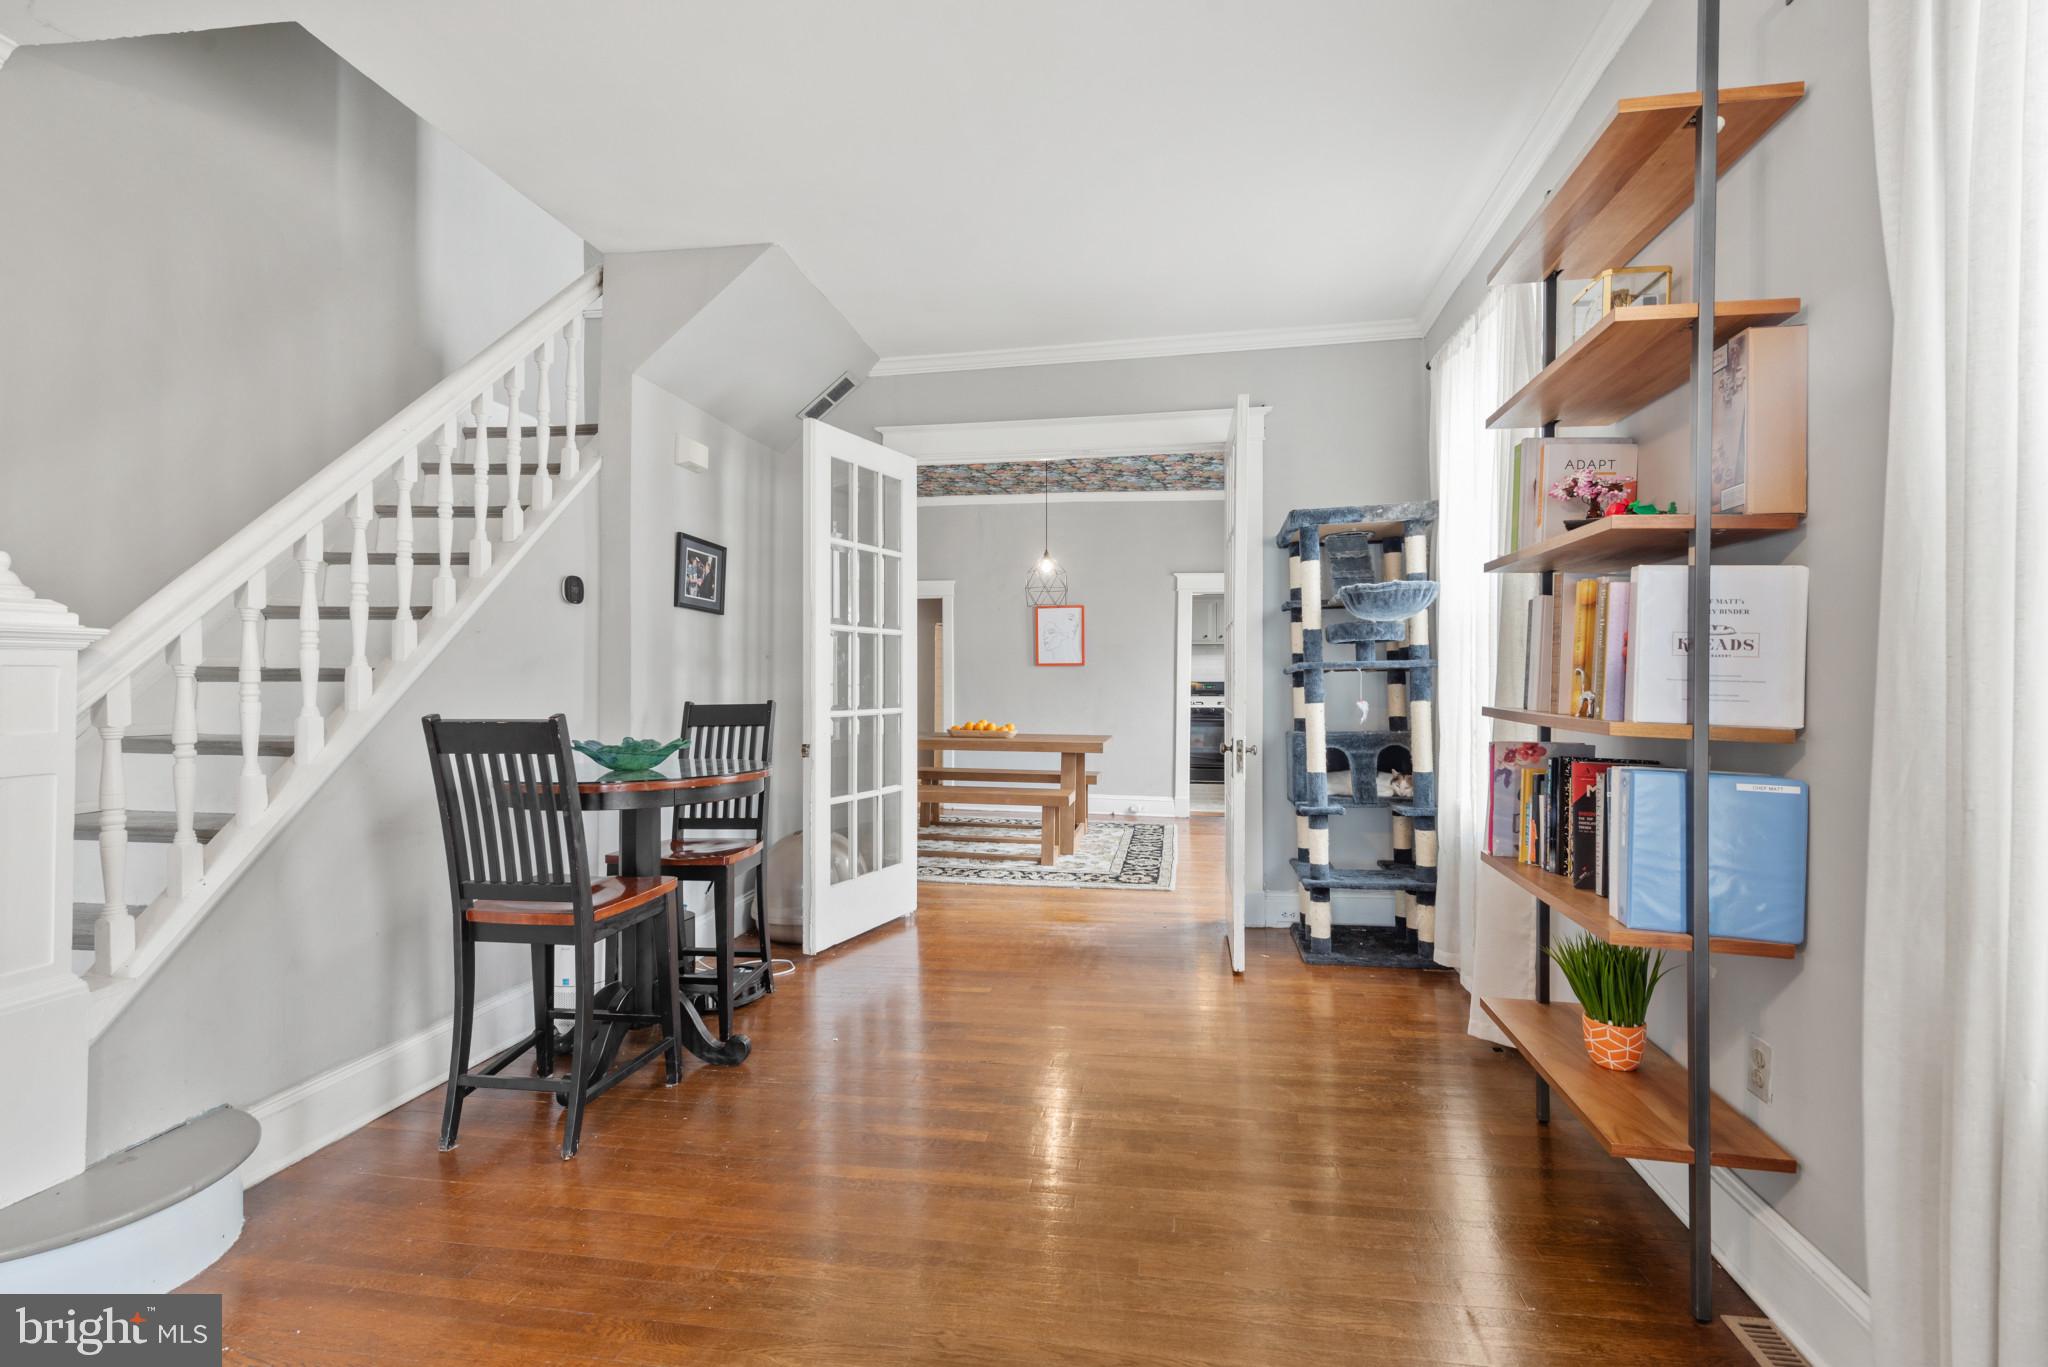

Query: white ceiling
[1,0,1641,364]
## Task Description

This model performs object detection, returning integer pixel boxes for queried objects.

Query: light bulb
[1038,556,1057,575]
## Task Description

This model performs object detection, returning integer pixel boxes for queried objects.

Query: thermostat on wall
[676,435,710,470]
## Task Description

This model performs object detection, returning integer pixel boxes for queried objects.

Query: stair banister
[74,266,602,710]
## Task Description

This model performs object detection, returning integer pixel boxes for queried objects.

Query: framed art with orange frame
[1034,604,1085,666]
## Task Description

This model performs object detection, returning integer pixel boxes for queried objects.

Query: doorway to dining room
[875,406,1259,953]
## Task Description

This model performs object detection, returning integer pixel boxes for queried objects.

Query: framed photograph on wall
[1034,604,1085,666]
[674,533,726,614]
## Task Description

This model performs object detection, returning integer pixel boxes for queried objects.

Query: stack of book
[1519,563,1810,729]
[1484,742,1809,944]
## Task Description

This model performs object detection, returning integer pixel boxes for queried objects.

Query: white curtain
[1865,2,2048,1363]
[1428,283,1542,1041]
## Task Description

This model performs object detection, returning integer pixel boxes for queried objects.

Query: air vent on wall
[799,372,859,421]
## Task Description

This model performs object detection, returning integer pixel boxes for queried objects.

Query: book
[1516,438,1638,546]
[1567,760,1613,889]
[1487,742,1550,856]
[1600,581,1632,720]
[1626,565,1810,729]
[1590,580,1612,718]
[1525,595,1554,710]
[1551,573,1583,714]
[1608,769,1810,944]
[1712,325,1809,514]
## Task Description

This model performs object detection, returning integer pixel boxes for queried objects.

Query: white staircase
[65,267,602,1025]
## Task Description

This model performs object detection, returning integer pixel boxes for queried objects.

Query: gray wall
[1424,0,1885,1288]
[917,498,1224,800]
[829,339,1430,901]
[0,24,585,629]
[88,487,603,1160]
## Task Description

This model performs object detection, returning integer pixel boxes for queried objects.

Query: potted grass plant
[1546,935,1672,1072]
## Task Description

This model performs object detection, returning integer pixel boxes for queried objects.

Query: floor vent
[1723,1316,1807,1366]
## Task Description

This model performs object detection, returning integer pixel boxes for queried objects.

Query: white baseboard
[242,984,531,1186]
[1249,889,1402,929]
[1629,1160,1872,1367]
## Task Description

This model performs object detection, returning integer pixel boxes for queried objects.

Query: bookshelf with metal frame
[1474,7,1805,1325]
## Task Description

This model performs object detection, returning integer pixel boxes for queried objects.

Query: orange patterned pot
[1582,1016,1647,1072]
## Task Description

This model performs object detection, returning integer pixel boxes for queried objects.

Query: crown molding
[1412,0,1653,340]
[868,319,1419,377]
[0,34,17,70]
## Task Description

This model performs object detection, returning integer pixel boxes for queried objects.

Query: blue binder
[1611,769,1808,945]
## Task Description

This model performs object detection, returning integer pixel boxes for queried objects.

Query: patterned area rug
[917,816,1177,891]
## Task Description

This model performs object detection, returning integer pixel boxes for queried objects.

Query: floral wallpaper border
[917,452,1225,497]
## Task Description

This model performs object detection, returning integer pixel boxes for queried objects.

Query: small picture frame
[1034,604,1085,666]
[674,533,726,614]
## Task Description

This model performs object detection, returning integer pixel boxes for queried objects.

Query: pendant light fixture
[1023,461,1068,606]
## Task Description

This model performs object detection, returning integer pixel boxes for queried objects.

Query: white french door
[1221,394,1264,973]
[801,419,919,953]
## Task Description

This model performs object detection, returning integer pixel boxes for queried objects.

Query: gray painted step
[423,463,562,476]
[374,505,502,519]
[322,551,470,565]
[72,903,144,952]
[458,423,597,437]
[0,1105,260,1263]
[259,605,428,620]
[74,810,232,843]
[125,734,293,757]
[196,663,343,682]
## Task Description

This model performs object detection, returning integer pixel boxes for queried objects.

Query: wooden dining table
[569,758,768,1079]
[918,731,1109,837]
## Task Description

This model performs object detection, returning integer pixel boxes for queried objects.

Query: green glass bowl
[572,736,689,773]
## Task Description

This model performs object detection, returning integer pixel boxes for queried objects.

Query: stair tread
[260,605,428,619]
[458,423,597,437]
[322,551,470,565]
[76,810,232,842]
[196,664,344,682]
[125,734,293,757]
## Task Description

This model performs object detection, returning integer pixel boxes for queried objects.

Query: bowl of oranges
[948,719,1016,736]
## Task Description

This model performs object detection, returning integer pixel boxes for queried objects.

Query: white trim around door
[915,580,957,734]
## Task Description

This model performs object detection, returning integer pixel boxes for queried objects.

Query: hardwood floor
[190,818,1764,1364]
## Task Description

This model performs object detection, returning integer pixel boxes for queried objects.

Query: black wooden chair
[606,701,774,1041]
[424,714,683,1159]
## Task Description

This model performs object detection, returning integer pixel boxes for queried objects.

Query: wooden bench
[916,782,1073,865]
[917,766,1099,787]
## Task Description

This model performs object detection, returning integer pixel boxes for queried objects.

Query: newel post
[0,553,102,1206]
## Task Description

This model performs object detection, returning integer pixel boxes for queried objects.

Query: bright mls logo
[4,1296,221,1364]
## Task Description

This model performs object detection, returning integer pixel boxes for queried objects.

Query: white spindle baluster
[237,573,267,821]
[434,418,458,613]
[563,315,584,478]
[346,488,373,710]
[502,364,526,542]
[394,450,419,660]
[533,338,555,511]
[470,394,493,576]
[296,526,325,759]
[168,623,203,895]
[94,678,133,973]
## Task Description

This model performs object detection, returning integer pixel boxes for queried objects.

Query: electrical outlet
[1746,1034,1774,1102]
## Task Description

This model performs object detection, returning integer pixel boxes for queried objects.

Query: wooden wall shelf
[1485,514,1803,575]
[1488,300,1801,430]
[1489,83,1808,285]
[1480,998,1798,1173]
[1482,706,1799,745]
[1481,854,1796,959]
